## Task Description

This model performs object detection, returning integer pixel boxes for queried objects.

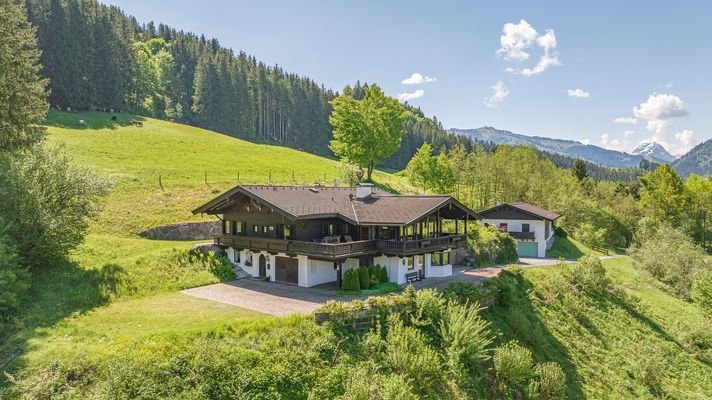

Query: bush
[468,225,518,265]
[528,362,566,400]
[692,270,712,318]
[379,265,389,283]
[573,222,606,248]
[493,341,534,389]
[631,224,706,298]
[438,301,493,381]
[564,255,609,294]
[358,267,370,290]
[0,226,28,335]
[342,269,360,291]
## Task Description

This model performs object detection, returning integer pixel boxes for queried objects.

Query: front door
[259,254,267,277]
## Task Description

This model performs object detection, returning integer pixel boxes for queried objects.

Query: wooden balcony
[214,233,468,261]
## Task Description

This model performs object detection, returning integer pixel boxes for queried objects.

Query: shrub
[565,255,609,294]
[358,267,370,290]
[630,224,706,299]
[0,226,28,336]
[384,315,445,397]
[692,270,712,318]
[342,269,360,291]
[438,301,493,381]
[379,265,389,283]
[335,361,418,400]
[493,341,534,389]
[528,362,566,400]
[573,222,606,248]
[468,225,518,265]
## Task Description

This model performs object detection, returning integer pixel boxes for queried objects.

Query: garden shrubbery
[468,225,518,265]
[358,266,370,289]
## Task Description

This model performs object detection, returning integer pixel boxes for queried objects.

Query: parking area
[182,257,611,316]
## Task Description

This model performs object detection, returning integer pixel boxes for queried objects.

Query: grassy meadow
[44,110,406,236]
[1,112,710,398]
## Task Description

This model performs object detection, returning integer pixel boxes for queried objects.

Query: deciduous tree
[329,85,408,181]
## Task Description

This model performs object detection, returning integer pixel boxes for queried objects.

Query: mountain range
[449,127,666,168]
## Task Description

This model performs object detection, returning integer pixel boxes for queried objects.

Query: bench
[405,272,419,283]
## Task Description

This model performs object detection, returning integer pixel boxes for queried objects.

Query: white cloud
[497,20,561,77]
[624,130,636,138]
[536,30,557,51]
[579,138,590,145]
[567,88,590,98]
[674,129,696,146]
[401,73,437,85]
[497,19,538,61]
[397,89,425,102]
[633,93,688,121]
[646,120,670,137]
[613,117,638,124]
[484,81,510,108]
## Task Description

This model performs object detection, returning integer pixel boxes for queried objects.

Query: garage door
[275,256,299,284]
[517,241,539,258]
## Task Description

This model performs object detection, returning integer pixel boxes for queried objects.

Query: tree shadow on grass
[484,272,586,399]
[0,259,126,380]
[43,110,145,130]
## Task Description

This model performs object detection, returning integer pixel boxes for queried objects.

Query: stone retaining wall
[140,221,221,241]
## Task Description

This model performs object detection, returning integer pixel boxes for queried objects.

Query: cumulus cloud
[497,20,538,61]
[567,88,590,98]
[613,117,638,124]
[498,20,560,77]
[646,120,670,137]
[397,89,425,102]
[674,129,696,146]
[484,81,510,108]
[633,93,688,121]
[401,73,437,85]
[600,133,626,151]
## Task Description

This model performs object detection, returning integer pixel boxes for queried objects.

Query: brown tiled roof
[193,185,479,225]
[479,201,560,221]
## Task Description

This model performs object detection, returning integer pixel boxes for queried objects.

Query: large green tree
[329,85,408,181]
[0,0,48,151]
[639,164,687,225]
[406,143,455,194]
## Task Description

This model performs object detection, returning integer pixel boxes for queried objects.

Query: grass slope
[494,258,711,399]
[45,111,404,236]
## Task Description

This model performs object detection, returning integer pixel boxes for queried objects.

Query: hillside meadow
[44,111,406,236]
[0,113,710,398]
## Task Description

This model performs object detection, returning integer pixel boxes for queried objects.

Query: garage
[275,256,299,284]
[517,241,539,258]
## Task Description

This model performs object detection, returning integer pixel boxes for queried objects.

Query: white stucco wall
[304,258,337,287]
[480,218,551,257]
[425,252,453,278]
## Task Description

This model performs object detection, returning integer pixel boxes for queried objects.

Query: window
[234,249,241,263]
[235,221,243,235]
[244,251,252,266]
[252,224,259,234]
[522,223,530,233]
[223,219,232,234]
[284,224,293,239]
[432,252,450,266]
[499,223,508,232]
[322,224,335,236]
[406,256,414,270]
[262,225,269,234]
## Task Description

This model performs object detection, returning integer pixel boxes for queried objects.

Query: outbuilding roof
[193,185,480,226]
[478,201,560,221]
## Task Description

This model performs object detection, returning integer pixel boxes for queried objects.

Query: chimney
[356,183,373,199]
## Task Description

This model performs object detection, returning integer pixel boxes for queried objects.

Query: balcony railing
[214,233,468,260]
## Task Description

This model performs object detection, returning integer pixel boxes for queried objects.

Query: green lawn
[45,110,405,236]
[20,293,265,367]
[546,235,625,259]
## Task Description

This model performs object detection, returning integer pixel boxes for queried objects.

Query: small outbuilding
[478,202,560,258]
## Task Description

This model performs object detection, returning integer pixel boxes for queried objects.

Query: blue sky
[104,0,711,155]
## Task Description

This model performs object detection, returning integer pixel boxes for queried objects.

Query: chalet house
[193,184,480,287]
[478,202,560,258]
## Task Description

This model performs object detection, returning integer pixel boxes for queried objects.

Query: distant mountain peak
[631,141,676,163]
